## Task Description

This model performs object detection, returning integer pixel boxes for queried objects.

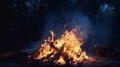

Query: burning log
[33,28,90,64]
[53,44,66,64]
[49,42,58,51]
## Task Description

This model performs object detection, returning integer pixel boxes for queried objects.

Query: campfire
[33,28,93,65]
[1,27,120,67]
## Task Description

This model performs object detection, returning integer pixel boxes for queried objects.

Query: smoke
[41,10,114,48]
[91,3,115,47]
[37,10,92,47]
[29,1,115,50]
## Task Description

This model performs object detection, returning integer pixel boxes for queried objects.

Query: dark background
[0,0,120,53]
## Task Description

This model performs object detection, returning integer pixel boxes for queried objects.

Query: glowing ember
[34,28,90,64]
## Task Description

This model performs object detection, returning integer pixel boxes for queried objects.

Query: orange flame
[34,28,90,64]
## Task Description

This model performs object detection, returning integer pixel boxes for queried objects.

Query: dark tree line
[1,0,120,52]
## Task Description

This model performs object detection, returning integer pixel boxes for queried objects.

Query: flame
[34,28,90,64]
[55,56,66,64]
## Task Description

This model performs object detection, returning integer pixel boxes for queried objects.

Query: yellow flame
[34,28,89,64]
[55,56,66,64]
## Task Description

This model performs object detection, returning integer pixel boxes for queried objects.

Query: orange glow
[55,56,66,64]
[34,28,91,64]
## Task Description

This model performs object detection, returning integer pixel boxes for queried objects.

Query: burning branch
[33,28,90,64]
